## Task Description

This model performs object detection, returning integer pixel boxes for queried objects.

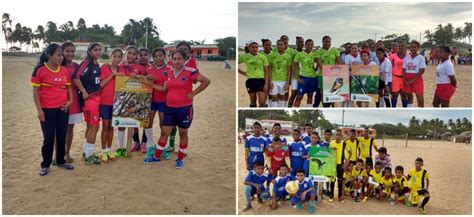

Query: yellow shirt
[357,137,378,159]
[329,140,344,164]
[380,176,394,191]
[393,175,409,188]
[408,168,429,190]
[369,169,383,183]
[351,167,368,180]
[344,139,358,161]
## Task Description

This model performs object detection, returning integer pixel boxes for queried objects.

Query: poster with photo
[322,65,350,103]
[351,65,379,102]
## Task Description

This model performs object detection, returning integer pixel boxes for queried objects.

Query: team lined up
[243,122,430,214]
[31,41,210,176]
[238,35,457,108]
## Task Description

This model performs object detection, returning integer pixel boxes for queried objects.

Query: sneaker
[143,156,161,164]
[140,143,147,153]
[309,205,315,214]
[362,196,368,203]
[296,203,303,209]
[419,207,427,214]
[161,150,170,160]
[242,204,252,212]
[65,155,74,163]
[354,196,361,203]
[131,142,140,152]
[39,167,50,176]
[146,146,156,157]
[100,153,109,163]
[57,162,74,170]
[166,146,175,152]
[114,149,123,158]
[84,155,101,165]
[328,197,334,202]
[390,199,396,206]
[175,159,184,169]
[107,151,116,161]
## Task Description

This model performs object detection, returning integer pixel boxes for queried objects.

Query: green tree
[215,36,236,59]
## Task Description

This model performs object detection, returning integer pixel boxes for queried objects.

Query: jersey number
[95,77,100,84]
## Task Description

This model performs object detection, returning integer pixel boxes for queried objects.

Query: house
[164,44,219,59]
[50,41,111,59]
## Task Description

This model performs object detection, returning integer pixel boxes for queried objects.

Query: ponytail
[32,43,61,76]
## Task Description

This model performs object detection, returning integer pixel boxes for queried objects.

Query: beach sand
[238,137,472,215]
[238,64,472,108]
[2,56,236,214]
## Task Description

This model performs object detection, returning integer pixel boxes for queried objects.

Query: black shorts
[417,189,429,195]
[379,80,392,90]
[246,78,265,93]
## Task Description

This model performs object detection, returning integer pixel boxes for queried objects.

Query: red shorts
[392,75,403,92]
[403,73,424,95]
[435,83,456,101]
[83,95,101,126]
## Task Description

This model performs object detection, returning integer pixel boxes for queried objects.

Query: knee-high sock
[178,144,187,160]
[421,196,430,208]
[169,127,177,148]
[117,130,125,149]
[153,140,166,159]
[144,128,155,146]
[391,98,398,107]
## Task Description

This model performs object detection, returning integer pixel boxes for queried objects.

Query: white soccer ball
[285,181,299,194]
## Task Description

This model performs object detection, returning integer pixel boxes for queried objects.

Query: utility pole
[342,110,345,126]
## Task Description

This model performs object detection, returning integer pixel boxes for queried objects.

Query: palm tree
[454,27,463,43]
[2,13,13,49]
[463,22,472,44]
[423,30,433,43]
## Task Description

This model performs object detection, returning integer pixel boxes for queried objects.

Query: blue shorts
[151,101,166,113]
[99,104,113,120]
[275,191,288,199]
[297,76,318,96]
[163,105,193,129]
[290,190,315,204]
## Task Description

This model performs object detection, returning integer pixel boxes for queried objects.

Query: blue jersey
[320,140,330,148]
[295,177,314,196]
[273,174,295,197]
[303,135,311,145]
[245,135,268,168]
[289,140,306,171]
[266,135,287,146]
[245,170,272,190]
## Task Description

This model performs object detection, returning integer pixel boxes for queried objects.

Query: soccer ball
[285,181,299,194]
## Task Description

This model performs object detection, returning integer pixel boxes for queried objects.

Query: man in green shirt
[288,36,305,107]
[238,41,270,107]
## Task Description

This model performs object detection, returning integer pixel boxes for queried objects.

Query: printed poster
[322,65,350,103]
[351,65,379,102]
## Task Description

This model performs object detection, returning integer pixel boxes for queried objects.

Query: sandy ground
[238,137,472,215]
[238,64,472,108]
[2,56,236,214]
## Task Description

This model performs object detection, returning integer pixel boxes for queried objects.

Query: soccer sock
[169,128,177,148]
[144,128,155,146]
[142,129,147,144]
[178,144,187,160]
[245,186,252,206]
[102,148,107,154]
[380,98,385,107]
[132,128,140,143]
[283,101,288,108]
[85,142,94,158]
[117,130,125,149]
[306,104,312,107]
[408,103,414,107]
[384,96,391,107]
[376,101,380,107]
[277,100,285,107]
[313,92,321,107]
[270,101,278,107]
[420,196,430,208]
[402,99,408,107]
[250,104,257,107]
[106,148,111,152]
[309,200,315,207]
[153,140,167,159]
[391,98,398,107]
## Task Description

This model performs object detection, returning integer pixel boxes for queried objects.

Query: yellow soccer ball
[285,181,299,194]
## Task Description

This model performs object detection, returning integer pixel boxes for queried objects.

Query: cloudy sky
[239,2,472,46]
[320,109,472,126]
[2,0,236,44]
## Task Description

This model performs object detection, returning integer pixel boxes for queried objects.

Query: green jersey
[268,51,292,82]
[293,50,317,78]
[272,47,297,59]
[315,47,340,76]
[238,53,269,79]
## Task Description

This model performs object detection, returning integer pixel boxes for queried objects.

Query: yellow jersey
[351,167,368,180]
[344,139,358,161]
[329,140,344,164]
[369,169,383,183]
[380,175,394,193]
[393,175,409,188]
[357,136,378,159]
[408,168,429,190]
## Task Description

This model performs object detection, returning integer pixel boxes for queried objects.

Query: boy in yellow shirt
[344,129,359,165]
[351,159,368,202]
[379,167,395,203]
[329,129,345,202]
[407,158,430,214]
[357,127,379,167]
[366,161,383,200]
[393,165,411,206]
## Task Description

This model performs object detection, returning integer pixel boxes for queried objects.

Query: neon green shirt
[238,53,269,79]
[267,51,292,82]
[293,50,317,78]
[315,47,340,75]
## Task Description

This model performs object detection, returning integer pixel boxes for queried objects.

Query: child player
[265,137,290,178]
[269,164,294,210]
[289,129,306,176]
[407,158,430,214]
[245,122,268,171]
[393,165,411,205]
[266,123,287,146]
[367,161,383,200]
[290,169,316,214]
[243,162,272,211]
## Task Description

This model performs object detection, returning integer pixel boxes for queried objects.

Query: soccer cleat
[296,203,303,209]
[354,196,361,203]
[161,150,170,160]
[146,146,156,157]
[362,196,368,203]
[131,142,141,152]
[309,205,315,214]
[140,143,147,153]
[107,151,116,161]
[100,153,109,163]
[390,199,396,206]
[114,149,123,158]
[328,197,334,202]
[84,155,101,165]
[175,159,184,169]
[165,146,175,152]
[143,156,161,164]
[419,207,427,214]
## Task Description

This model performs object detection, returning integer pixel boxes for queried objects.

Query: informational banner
[351,65,379,102]
[112,75,152,128]
[308,147,336,182]
[322,65,350,103]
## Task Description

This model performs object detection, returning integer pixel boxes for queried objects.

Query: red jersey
[390,52,407,76]
[31,64,71,109]
[265,146,289,171]
[146,64,171,102]
[100,64,125,106]
[165,66,200,107]
[119,63,146,76]
[63,63,81,114]
[167,57,198,70]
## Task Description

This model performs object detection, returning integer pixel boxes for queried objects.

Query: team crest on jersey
[93,70,97,74]
[94,115,98,121]
[163,71,168,76]
[181,76,187,81]
[54,77,62,82]
[304,183,308,188]
[407,62,416,70]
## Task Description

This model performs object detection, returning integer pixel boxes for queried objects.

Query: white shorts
[291,79,298,90]
[270,81,287,95]
[68,113,84,124]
